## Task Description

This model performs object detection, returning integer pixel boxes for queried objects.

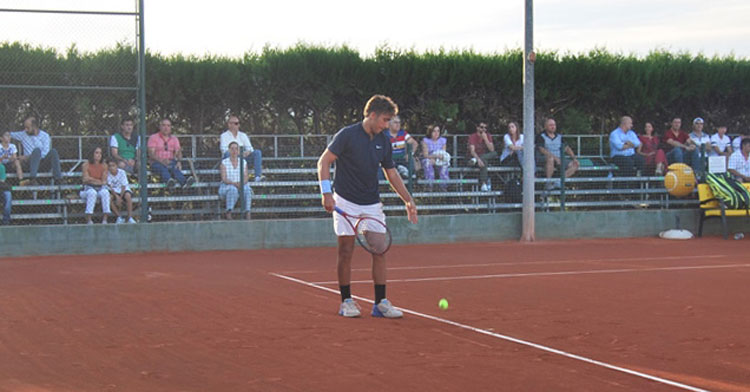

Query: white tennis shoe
[339,298,361,318]
[371,299,403,318]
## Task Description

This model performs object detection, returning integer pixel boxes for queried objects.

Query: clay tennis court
[1,237,749,391]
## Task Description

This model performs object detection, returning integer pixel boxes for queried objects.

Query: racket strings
[355,218,392,255]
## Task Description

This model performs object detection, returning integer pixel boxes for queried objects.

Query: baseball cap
[693,117,704,124]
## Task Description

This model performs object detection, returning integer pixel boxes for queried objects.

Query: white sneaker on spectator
[115,217,125,224]
[371,299,403,318]
[480,183,489,192]
[166,178,177,191]
[254,175,266,182]
[338,298,361,318]
[469,157,478,166]
[127,217,137,224]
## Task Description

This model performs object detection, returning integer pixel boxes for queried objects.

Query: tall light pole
[521,0,536,241]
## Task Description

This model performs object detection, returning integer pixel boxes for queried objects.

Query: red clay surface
[1,237,749,391]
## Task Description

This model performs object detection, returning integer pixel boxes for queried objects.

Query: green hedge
[2,42,749,137]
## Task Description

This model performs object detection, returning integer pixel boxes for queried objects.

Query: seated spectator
[11,116,61,186]
[219,142,253,220]
[467,121,497,191]
[386,115,420,177]
[731,129,748,152]
[147,118,194,191]
[421,125,450,191]
[662,117,700,170]
[709,125,733,161]
[107,159,136,224]
[536,118,579,189]
[220,115,264,182]
[727,138,750,182]
[0,163,11,225]
[609,116,645,177]
[1,131,23,181]
[637,122,667,175]
[110,117,140,174]
[500,121,523,168]
[80,147,111,224]
[688,117,710,174]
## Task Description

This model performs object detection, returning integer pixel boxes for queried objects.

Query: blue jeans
[150,160,186,185]
[222,150,263,179]
[25,147,62,180]
[666,147,701,172]
[1,190,10,224]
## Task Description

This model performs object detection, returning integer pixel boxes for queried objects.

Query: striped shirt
[10,130,52,158]
[0,143,18,164]
[222,157,248,183]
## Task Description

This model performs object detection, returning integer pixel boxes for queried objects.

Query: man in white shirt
[10,116,62,185]
[709,125,732,158]
[728,138,750,182]
[688,117,710,175]
[219,115,263,182]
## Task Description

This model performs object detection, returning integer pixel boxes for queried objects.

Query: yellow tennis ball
[438,298,449,310]
[663,163,695,198]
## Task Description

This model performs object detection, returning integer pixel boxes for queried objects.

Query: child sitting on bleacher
[107,159,136,224]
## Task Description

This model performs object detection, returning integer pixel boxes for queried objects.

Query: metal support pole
[239,147,246,213]
[521,0,536,241]
[559,142,566,211]
[406,143,414,194]
[137,0,149,223]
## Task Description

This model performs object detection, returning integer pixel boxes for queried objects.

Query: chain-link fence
[0,3,701,227]
[0,2,141,225]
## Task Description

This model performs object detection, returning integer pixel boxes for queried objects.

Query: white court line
[310,263,750,285]
[270,272,710,392]
[280,254,727,274]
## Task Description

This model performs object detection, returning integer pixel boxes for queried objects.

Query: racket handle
[334,206,345,215]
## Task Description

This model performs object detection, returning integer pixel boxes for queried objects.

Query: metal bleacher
[3,133,698,225]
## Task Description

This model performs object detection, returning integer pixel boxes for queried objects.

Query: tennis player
[317,95,418,318]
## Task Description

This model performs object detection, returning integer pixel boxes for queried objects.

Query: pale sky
[2,0,749,58]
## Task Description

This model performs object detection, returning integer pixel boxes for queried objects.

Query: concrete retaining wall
[1,209,742,258]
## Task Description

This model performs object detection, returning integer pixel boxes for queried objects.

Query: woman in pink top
[637,122,668,175]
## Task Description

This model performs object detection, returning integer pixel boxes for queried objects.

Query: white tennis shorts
[333,193,386,236]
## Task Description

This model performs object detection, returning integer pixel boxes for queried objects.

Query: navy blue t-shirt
[328,122,394,205]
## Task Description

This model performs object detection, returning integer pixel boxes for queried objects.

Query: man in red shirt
[662,117,700,170]
[467,122,497,191]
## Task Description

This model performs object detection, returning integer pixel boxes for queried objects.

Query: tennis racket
[334,206,392,255]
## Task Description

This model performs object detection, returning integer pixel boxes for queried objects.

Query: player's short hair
[364,95,398,117]
[121,117,134,125]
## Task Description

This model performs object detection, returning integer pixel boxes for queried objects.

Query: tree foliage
[2,42,749,137]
